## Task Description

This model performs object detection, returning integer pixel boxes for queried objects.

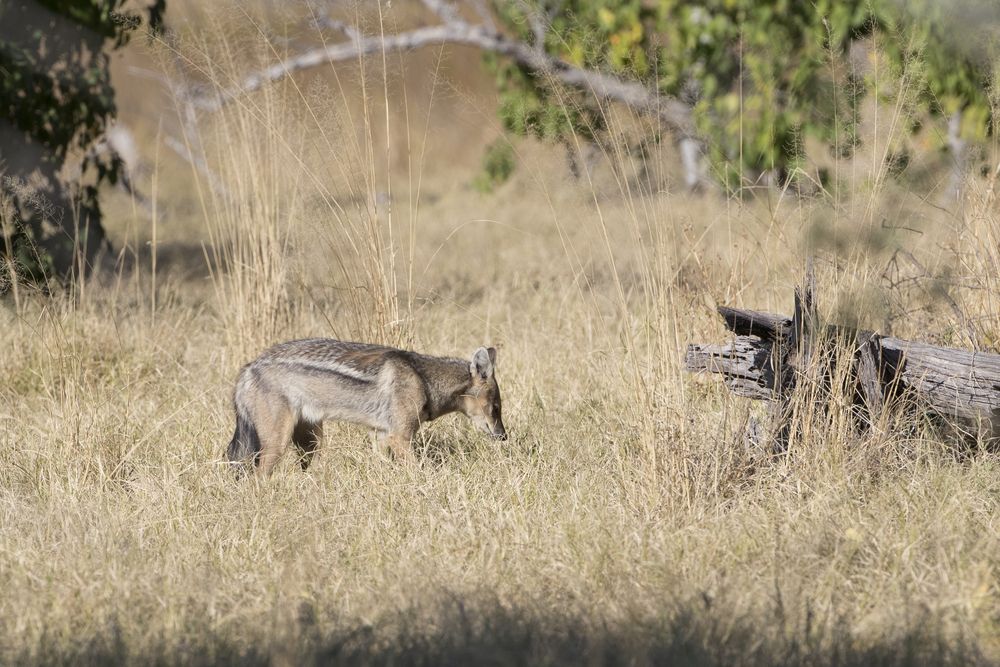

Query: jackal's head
[463,346,507,440]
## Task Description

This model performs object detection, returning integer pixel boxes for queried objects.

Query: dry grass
[2,5,999,665]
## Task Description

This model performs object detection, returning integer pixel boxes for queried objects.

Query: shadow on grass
[19,596,993,667]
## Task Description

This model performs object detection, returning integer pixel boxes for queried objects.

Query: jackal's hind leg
[292,421,323,470]
[254,400,295,476]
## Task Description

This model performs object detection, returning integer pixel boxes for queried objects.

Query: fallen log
[685,272,1000,445]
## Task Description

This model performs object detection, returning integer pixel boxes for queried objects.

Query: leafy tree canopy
[489,0,997,190]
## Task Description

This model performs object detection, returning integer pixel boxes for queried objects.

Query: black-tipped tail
[226,410,260,476]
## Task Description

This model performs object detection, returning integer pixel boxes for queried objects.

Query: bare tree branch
[192,7,695,138]
[148,2,705,190]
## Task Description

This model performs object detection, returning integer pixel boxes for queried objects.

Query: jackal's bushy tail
[226,405,260,473]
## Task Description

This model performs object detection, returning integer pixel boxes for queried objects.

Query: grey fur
[225,338,507,475]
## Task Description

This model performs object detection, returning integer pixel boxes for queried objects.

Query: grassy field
[2,5,999,665]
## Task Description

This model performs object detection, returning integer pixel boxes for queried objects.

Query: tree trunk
[946,109,967,205]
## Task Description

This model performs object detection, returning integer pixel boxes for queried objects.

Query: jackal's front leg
[292,420,323,470]
[382,426,417,463]
[379,363,424,463]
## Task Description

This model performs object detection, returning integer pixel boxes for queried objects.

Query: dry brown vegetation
[1,4,999,665]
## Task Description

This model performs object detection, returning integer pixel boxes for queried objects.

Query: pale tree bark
[679,136,707,192]
[183,0,707,190]
[946,109,967,205]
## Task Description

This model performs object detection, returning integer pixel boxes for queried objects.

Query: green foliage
[473,139,517,193]
[662,1,871,187]
[487,50,598,144]
[0,39,117,166]
[875,2,995,143]
[0,0,164,284]
[489,0,997,190]
[0,1,164,163]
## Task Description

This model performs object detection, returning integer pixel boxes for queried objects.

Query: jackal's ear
[471,347,494,380]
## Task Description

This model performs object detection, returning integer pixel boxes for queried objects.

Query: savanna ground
[2,3,999,665]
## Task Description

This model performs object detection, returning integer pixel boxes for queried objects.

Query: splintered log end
[685,337,778,399]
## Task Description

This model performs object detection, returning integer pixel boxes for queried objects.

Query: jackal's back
[251,338,399,380]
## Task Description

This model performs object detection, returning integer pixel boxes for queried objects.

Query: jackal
[225,339,507,474]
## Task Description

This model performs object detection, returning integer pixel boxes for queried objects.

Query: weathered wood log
[686,305,1000,432]
[877,337,1000,424]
